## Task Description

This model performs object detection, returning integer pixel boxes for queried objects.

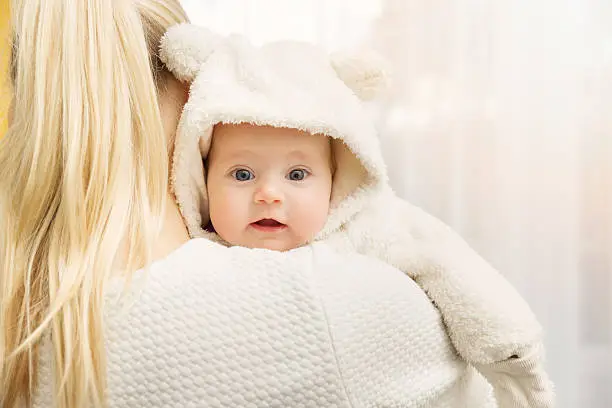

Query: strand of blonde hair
[0,1,188,406]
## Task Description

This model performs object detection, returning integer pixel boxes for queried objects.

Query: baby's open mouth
[251,218,287,231]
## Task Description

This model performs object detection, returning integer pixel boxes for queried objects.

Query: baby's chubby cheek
[207,198,244,239]
[296,205,330,243]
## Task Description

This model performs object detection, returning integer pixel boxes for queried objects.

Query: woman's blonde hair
[0,1,189,406]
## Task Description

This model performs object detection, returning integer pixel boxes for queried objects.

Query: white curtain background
[180,1,612,407]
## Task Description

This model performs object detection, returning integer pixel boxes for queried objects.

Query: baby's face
[207,123,333,251]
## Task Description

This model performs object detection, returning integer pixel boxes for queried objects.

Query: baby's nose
[253,182,284,204]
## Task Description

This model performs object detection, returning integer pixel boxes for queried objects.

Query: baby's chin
[237,236,311,252]
[246,240,304,252]
[217,229,315,252]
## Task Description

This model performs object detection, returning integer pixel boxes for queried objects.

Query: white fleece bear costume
[160,24,555,407]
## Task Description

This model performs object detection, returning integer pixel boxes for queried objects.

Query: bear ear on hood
[160,23,221,83]
[330,50,390,101]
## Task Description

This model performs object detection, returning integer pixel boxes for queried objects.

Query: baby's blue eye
[233,169,253,181]
[288,169,307,181]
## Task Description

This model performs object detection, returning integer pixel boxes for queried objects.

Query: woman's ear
[330,50,390,101]
[160,24,220,83]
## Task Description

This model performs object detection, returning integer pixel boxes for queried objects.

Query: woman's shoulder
[131,238,441,310]
[308,243,497,407]
[96,240,493,407]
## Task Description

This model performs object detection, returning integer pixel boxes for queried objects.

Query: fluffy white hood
[160,24,389,240]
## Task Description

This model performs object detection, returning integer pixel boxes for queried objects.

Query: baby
[205,124,333,252]
[161,24,555,408]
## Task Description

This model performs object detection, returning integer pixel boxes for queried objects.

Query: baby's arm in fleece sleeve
[342,188,555,408]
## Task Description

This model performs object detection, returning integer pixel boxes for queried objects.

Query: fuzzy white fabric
[34,240,498,408]
[158,24,555,407]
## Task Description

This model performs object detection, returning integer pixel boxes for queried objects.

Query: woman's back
[34,240,495,407]
[1,1,190,406]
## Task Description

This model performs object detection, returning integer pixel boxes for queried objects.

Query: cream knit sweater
[35,239,498,407]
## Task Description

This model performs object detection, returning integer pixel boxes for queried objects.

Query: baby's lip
[252,218,286,227]
[250,218,287,231]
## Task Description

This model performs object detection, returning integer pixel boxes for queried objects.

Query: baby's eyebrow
[220,150,257,161]
[215,149,321,164]
[208,151,255,170]
[285,150,313,160]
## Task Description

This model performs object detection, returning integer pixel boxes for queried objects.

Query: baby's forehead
[213,123,324,139]
[210,124,332,158]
